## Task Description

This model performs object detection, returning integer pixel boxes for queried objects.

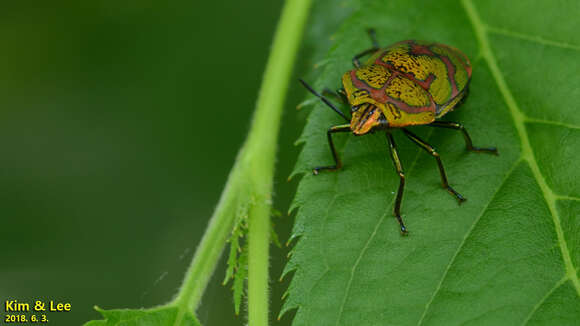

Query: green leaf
[283,0,580,325]
[223,205,249,315]
[83,306,201,326]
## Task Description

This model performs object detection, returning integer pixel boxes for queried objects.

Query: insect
[300,29,498,235]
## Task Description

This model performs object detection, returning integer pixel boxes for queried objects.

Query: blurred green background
[0,1,316,325]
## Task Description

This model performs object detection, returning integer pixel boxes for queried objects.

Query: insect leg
[428,121,498,154]
[402,128,466,204]
[351,29,381,68]
[313,124,351,175]
[322,88,348,104]
[367,28,379,48]
[337,88,348,103]
[352,47,379,68]
[386,131,408,235]
[299,79,350,122]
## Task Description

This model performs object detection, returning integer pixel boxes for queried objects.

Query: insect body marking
[349,70,434,114]
[378,41,453,107]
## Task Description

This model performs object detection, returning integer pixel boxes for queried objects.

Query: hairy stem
[173,161,245,318]
[173,0,312,325]
[247,0,313,324]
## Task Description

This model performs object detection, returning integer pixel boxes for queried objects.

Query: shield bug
[300,29,498,235]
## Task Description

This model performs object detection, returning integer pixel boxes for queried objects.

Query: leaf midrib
[461,0,579,294]
[415,1,580,323]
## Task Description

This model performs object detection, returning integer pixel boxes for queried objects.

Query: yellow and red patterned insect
[300,30,498,234]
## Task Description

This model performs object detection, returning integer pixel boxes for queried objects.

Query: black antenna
[299,79,350,122]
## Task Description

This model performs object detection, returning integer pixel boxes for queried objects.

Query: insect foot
[446,185,467,204]
[400,224,409,236]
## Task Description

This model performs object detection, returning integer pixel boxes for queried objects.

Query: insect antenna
[299,79,350,122]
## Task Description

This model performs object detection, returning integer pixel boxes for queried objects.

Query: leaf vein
[335,210,387,326]
[520,275,569,326]
[556,195,580,202]
[415,158,521,326]
[462,0,580,297]
[486,25,580,52]
[335,129,432,326]
[525,118,580,131]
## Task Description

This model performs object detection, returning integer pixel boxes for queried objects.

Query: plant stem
[173,161,244,313]
[246,0,312,324]
[173,0,312,324]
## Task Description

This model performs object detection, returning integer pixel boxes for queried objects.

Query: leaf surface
[83,306,201,326]
[283,0,580,325]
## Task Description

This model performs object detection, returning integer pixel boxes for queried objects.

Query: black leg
[337,88,348,103]
[367,28,379,48]
[402,128,466,204]
[322,88,348,104]
[428,121,498,154]
[352,47,379,68]
[386,132,408,235]
[313,124,351,175]
[352,28,381,68]
[299,79,350,122]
